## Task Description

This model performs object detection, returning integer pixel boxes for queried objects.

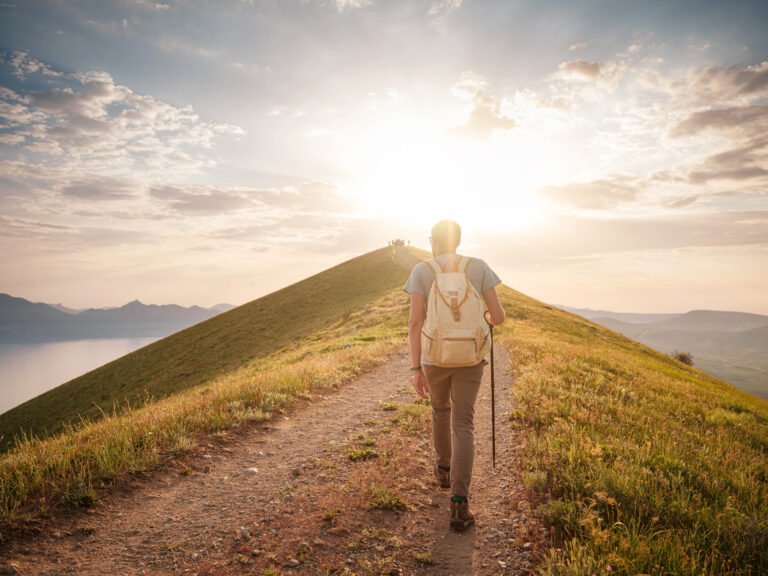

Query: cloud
[671,105,768,137]
[60,177,138,201]
[149,180,354,216]
[304,0,371,12]
[150,185,253,214]
[254,181,354,212]
[333,0,370,10]
[0,216,76,237]
[536,97,571,111]
[0,53,244,181]
[568,40,593,52]
[0,87,44,126]
[427,0,462,27]
[6,51,62,79]
[689,166,768,184]
[662,195,699,209]
[451,72,516,139]
[477,211,768,268]
[688,41,711,52]
[660,63,768,193]
[683,137,768,185]
[131,0,171,10]
[687,61,768,100]
[538,177,639,209]
[551,56,635,107]
[559,60,601,81]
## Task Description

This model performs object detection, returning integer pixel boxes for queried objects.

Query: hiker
[404,219,505,531]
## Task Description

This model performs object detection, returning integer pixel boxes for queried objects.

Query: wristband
[410,365,422,371]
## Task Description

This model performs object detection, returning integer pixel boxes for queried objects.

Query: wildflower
[556,547,562,553]
[606,565,613,572]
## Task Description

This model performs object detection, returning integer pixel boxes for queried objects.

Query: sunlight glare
[348,121,553,232]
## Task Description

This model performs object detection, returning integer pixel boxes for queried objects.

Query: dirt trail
[3,345,545,575]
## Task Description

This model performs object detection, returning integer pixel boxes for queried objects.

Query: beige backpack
[422,256,490,367]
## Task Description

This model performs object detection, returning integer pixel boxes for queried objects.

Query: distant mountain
[561,306,768,399]
[208,303,237,313]
[47,303,85,315]
[557,305,681,324]
[0,294,232,343]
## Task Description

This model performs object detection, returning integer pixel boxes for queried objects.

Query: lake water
[0,338,159,415]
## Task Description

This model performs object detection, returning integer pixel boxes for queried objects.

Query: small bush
[348,448,378,461]
[369,487,406,510]
[322,508,339,525]
[672,350,694,365]
[523,470,548,494]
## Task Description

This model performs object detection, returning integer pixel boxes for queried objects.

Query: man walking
[403,220,505,531]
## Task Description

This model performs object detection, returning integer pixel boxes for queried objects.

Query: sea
[0,337,159,416]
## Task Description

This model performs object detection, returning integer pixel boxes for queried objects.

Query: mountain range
[0,293,235,343]
[560,305,768,399]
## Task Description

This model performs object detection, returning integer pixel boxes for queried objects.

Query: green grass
[494,285,768,575]
[368,487,407,511]
[412,551,434,565]
[388,402,430,432]
[348,448,378,462]
[0,247,410,451]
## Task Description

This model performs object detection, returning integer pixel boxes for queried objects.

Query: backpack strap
[425,259,442,276]
[427,256,468,275]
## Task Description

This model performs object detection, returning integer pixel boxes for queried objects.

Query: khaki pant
[423,362,485,498]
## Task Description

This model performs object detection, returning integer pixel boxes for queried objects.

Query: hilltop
[0,247,411,451]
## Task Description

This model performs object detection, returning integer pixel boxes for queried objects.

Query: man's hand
[412,370,430,399]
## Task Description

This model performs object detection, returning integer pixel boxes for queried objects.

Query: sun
[344,119,553,232]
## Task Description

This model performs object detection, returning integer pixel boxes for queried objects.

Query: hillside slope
[0,247,410,450]
[494,287,768,574]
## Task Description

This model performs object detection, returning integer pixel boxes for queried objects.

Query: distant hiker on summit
[404,220,505,531]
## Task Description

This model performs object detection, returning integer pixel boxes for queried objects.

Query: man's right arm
[482,287,506,326]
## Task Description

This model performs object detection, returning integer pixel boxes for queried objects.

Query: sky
[0,0,767,314]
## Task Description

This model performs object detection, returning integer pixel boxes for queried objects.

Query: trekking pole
[490,323,496,468]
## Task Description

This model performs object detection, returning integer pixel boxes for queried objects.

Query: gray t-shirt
[403,253,502,297]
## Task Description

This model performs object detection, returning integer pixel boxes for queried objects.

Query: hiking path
[1,345,547,575]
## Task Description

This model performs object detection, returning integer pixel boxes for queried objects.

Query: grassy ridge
[493,286,768,575]
[0,248,409,451]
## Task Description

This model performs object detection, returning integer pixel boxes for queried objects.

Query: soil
[1,345,547,575]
